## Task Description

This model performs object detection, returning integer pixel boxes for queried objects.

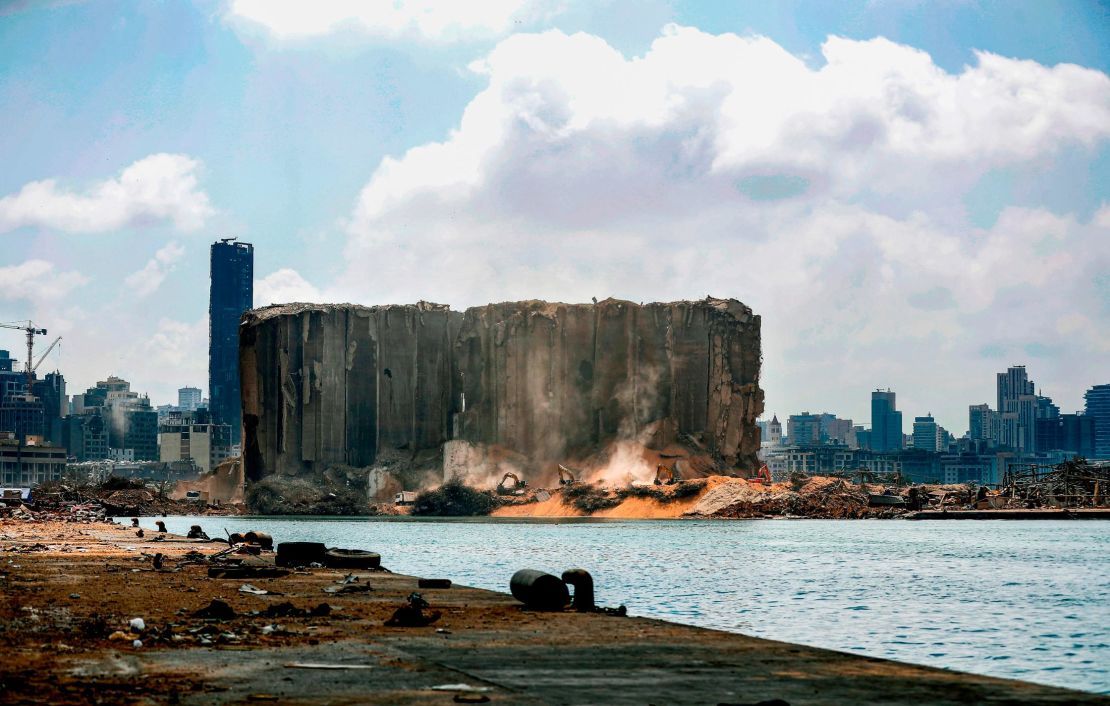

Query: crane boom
[0,320,48,394]
[32,336,61,373]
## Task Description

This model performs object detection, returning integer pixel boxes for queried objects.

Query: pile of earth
[246,468,367,515]
[687,477,880,519]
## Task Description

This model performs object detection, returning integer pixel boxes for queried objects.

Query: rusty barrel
[510,569,570,611]
[244,531,274,550]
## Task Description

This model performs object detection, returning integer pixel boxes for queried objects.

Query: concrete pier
[1,520,1104,705]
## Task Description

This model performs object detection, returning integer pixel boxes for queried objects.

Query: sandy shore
[1,517,1104,705]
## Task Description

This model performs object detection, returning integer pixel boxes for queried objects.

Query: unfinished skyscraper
[209,239,253,446]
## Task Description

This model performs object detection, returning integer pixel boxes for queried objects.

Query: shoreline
[2,516,1107,704]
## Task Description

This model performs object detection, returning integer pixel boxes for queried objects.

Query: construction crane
[0,320,48,395]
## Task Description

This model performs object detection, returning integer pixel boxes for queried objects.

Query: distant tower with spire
[768,415,782,446]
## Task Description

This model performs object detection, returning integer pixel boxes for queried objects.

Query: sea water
[140,516,1110,694]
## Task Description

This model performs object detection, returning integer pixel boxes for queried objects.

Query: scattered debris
[207,566,290,579]
[385,592,440,627]
[431,684,492,692]
[283,663,374,670]
[263,602,332,618]
[239,583,279,596]
[324,583,373,594]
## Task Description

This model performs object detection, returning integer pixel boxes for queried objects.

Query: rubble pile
[246,472,368,516]
[1,498,107,524]
[688,478,878,519]
[3,478,245,520]
[1000,458,1110,509]
[410,478,500,516]
[683,477,989,519]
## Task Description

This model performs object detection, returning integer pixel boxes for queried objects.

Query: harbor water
[142,516,1110,694]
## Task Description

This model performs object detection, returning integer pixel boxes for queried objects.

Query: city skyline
[1,1,1108,433]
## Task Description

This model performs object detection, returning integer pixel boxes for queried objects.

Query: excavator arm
[496,472,527,495]
[557,464,578,485]
[749,465,771,484]
[653,464,679,485]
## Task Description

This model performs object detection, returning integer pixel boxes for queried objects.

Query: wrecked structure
[240,298,763,503]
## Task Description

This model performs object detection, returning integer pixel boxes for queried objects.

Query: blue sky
[1,0,1108,434]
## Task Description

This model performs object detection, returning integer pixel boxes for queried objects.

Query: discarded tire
[323,548,381,569]
[510,569,569,611]
[276,541,327,567]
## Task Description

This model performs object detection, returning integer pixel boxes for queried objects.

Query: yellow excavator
[496,472,527,496]
[557,464,579,486]
[653,464,680,485]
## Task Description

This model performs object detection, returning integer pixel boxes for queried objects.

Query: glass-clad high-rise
[209,239,253,446]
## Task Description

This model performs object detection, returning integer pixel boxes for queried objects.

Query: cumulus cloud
[124,241,186,297]
[227,0,546,41]
[107,316,209,403]
[321,27,1110,429]
[255,268,323,307]
[0,259,88,302]
[0,154,214,234]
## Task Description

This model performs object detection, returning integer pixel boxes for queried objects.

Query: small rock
[193,599,236,620]
[69,593,80,599]
[132,639,142,648]
[129,617,145,633]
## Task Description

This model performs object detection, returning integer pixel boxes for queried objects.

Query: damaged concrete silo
[451,298,763,468]
[240,297,763,500]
